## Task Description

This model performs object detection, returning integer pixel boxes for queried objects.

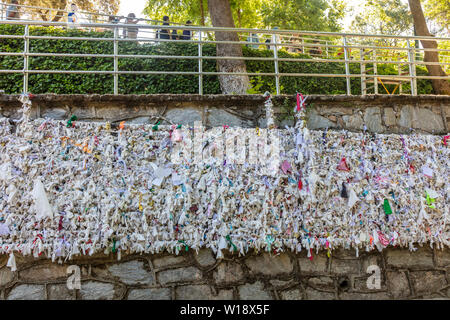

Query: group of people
[107,13,193,41]
[3,1,324,56]
[156,16,193,41]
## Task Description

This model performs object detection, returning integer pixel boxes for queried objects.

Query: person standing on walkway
[181,20,193,40]
[158,16,178,40]
[123,13,139,39]
[6,0,20,20]
[158,15,171,40]
[246,33,259,49]
[68,3,78,23]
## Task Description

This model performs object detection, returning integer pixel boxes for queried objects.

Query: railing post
[343,36,351,95]
[23,24,30,94]
[361,48,366,95]
[326,40,329,58]
[373,50,378,94]
[198,30,203,95]
[273,32,280,95]
[113,26,118,95]
[406,40,417,96]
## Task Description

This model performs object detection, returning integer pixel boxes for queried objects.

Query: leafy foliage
[260,0,346,32]
[350,0,413,37]
[0,25,434,95]
[21,0,119,21]
[423,0,450,35]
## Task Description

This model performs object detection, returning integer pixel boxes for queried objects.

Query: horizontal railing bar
[1,69,448,79]
[1,20,449,41]
[2,51,449,66]
[1,33,449,54]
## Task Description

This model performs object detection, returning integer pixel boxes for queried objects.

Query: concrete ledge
[1,94,449,134]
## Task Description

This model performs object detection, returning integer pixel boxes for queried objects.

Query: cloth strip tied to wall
[0,93,448,265]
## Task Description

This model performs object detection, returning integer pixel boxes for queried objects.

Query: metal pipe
[343,36,351,95]
[273,34,280,95]
[1,19,449,41]
[113,26,118,95]
[198,31,203,95]
[2,51,449,66]
[23,24,29,93]
[407,40,417,96]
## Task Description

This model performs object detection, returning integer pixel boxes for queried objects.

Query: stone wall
[0,94,449,134]
[0,94,448,300]
[1,247,449,300]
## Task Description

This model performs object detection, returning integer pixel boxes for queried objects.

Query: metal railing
[0,19,449,96]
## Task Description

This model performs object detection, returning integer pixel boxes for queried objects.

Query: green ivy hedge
[0,25,434,95]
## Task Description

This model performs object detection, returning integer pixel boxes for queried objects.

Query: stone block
[307,109,337,130]
[319,107,353,115]
[176,285,233,300]
[208,108,253,128]
[245,253,293,275]
[48,284,75,300]
[41,107,69,120]
[7,284,45,300]
[343,113,364,130]
[193,249,216,268]
[305,288,335,300]
[158,267,202,285]
[413,108,445,133]
[280,288,303,300]
[364,107,384,133]
[80,281,115,300]
[269,279,295,288]
[435,249,450,268]
[165,108,202,125]
[339,292,390,300]
[128,116,151,124]
[91,265,111,279]
[360,254,382,274]
[298,254,328,273]
[107,260,154,285]
[354,275,387,292]
[20,264,68,281]
[383,107,396,126]
[398,105,413,128]
[410,271,447,295]
[386,271,411,298]
[330,258,360,275]
[153,255,186,269]
[213,262,244,284]
[238,281,273,300]
[71,106,96,120]
[385,247,434,270]
[308,277,335,289]
[128,288,171,300]
[0,267,14,287]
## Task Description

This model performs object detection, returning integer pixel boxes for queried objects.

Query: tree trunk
[38,10,49,21]
[51,10,65,22]
[199,0,205,26]
[207,0,249,94]
[408,0,450,95]
[236,9,241,28]
[52,0,67,22]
